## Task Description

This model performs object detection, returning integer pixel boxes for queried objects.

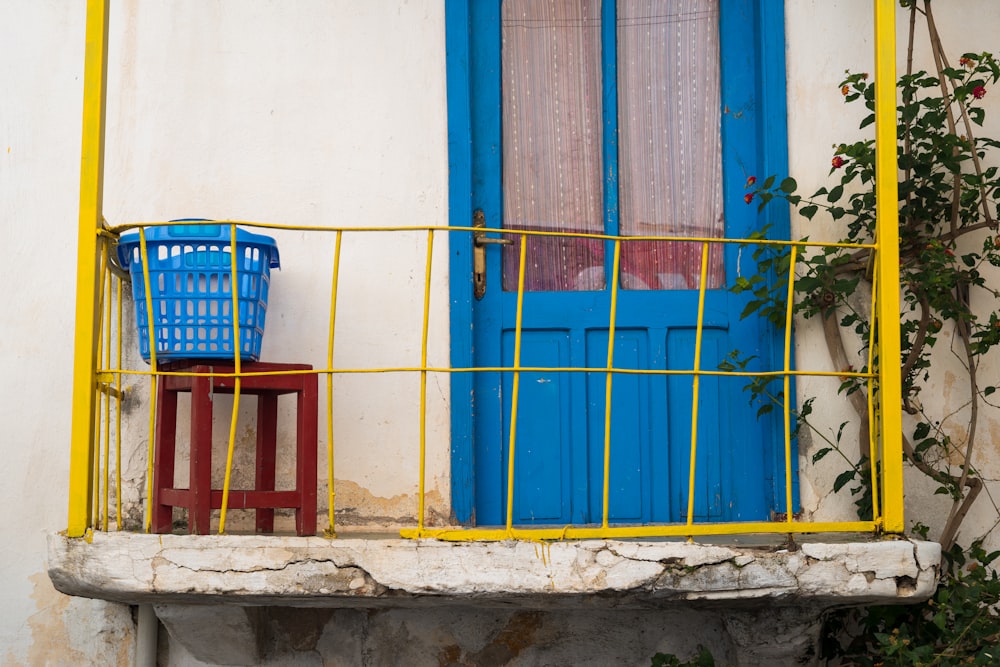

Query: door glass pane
[617,0,724,290]
[501,0,604,292]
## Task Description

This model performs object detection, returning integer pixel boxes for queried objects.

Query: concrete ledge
[47,532,941,609]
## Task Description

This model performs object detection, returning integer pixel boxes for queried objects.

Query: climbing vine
[740,0,1000,552]
[656,0,1000,663]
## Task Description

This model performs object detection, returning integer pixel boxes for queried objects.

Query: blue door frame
[447,0,793,526]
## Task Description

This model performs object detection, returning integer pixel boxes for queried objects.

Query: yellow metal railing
[67,0,903,540]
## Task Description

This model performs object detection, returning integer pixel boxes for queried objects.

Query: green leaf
[812,447,832,464]
[740,299,766,320]
[913,421,930,440]
[828,185,845,202]
[800,204,819,220]
[833,469,856,493]
[762,175,775,190]
[779,177,797,193]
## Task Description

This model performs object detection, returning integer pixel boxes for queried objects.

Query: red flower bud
[744,193,754,204]
[831,156,845,169]
[841,85,850,96]
[944,248,955,257]
[745,176,757,187]
[960,57,973,68]
[973,85,987,99]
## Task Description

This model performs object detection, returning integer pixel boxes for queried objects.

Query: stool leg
[296,373,319,536]
[152,384,178,533]
[190,373,213,535]
[255,392,278,533]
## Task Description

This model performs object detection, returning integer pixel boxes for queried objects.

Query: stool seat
[152,361,318,536]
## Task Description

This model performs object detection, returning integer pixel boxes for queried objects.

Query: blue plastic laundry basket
[116,222,280,363]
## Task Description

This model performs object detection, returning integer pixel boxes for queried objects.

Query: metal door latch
[473,209,511,299]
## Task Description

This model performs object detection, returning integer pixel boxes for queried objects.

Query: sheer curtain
[617,0,723,290]
[501,0,723,292]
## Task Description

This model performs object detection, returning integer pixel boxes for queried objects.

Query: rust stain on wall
[437,611,544,666]
[332,478,448,527]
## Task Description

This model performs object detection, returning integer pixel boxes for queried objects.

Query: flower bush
[655,0,1000,663]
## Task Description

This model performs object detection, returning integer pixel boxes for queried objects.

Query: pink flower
[831,156,845,169]
[744,193,754,205]
[973,85,987,99]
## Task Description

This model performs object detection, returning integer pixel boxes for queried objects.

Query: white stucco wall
[2,0,999,663]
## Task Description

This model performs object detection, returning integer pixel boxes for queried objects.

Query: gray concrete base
[48,532,940,665]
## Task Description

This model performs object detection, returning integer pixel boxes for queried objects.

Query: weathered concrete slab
[47,532,940,609]
[47,532,941,666]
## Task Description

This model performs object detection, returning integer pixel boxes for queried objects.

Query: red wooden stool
[152,361,318,536]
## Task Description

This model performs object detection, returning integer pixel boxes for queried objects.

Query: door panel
[585,329,656,523]
[501,330,573,523]
[460,0,790,527]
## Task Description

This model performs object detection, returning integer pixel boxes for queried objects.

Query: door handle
[473,209,511,299]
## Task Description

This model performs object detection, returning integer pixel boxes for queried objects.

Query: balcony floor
[48,530,939,608]
[48,531,940,666]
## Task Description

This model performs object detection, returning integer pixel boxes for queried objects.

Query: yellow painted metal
[874,0,904,533]
[92,244,109,529]
[402,520,879,542]
[102,257,112,531]
[218,224,244,534]
[782,246,798,525]
[67,2,906,545]
[115,278,123,531]
[67,0,110,538]
[326,231,343,536]
[685,243,711,529]
[866,272,883,525]
[106,220,876,253]
[138,230,158,532]
[417,231,435,532]
[505,234,529,533]
[601,240,622,528]
[105,365,876,380]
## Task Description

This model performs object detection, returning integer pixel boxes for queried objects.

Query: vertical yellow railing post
[782,246,798,526]
[874,0,904,532]
[102,255,113,531]
[138,230,159,532]
[685,242,711,532]
[67,0,110,537]
[115,279,123,530]
[505,234,528,534]
[326,231,343,536]
[219,223,244,534]
[601,239,622,529]
[417,230,435,534]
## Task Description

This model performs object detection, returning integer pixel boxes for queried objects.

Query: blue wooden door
[452,0,790,526]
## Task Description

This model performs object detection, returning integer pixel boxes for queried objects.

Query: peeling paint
[10,573,134,667]
[331,478,448,527]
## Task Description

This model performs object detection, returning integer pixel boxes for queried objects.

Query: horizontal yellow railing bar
[105,219,876,251]
[402,521,881,541]
[99,366,876,379]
